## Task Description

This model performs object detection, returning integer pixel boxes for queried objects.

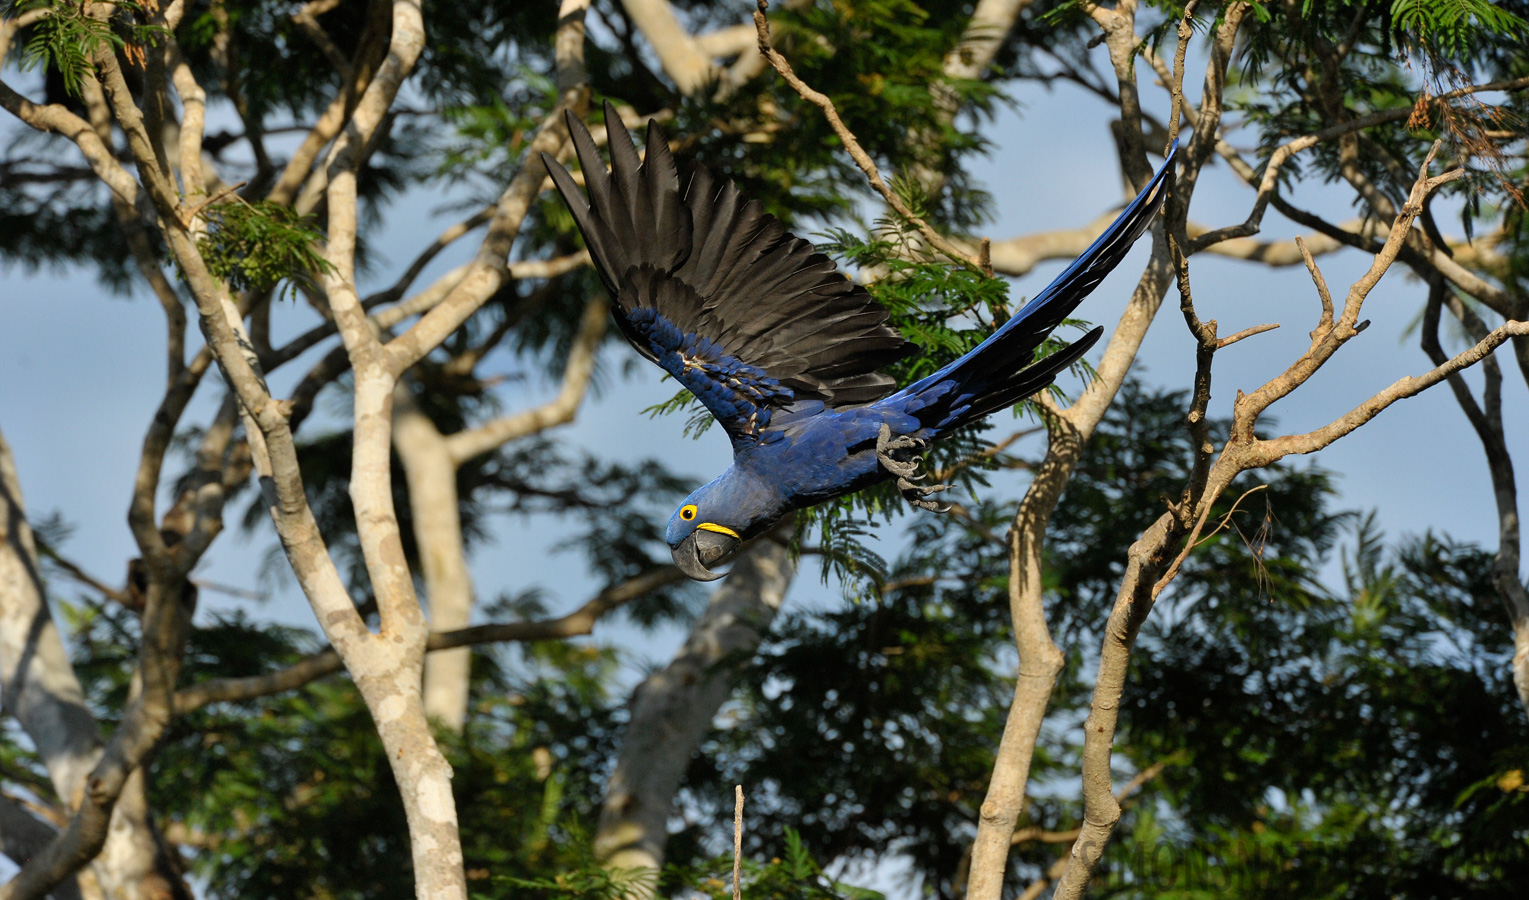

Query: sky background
[4,71,1522,640]
[2,32,1527,892]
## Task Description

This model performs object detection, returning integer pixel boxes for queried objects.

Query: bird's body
[695,405,901,523]
[544,104,1175,579]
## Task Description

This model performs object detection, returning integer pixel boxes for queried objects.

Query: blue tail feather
[889,142,1178,434]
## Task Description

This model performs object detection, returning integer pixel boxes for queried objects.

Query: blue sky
[3,30,1528,899]
[4,71,1522,648]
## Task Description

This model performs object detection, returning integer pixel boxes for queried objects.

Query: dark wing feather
[542,102,914,446]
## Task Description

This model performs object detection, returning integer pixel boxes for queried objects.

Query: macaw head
[665,483,744,582]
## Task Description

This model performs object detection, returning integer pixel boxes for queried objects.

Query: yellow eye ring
[680,504,698,521]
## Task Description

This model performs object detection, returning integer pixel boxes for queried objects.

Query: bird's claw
[878,424,952,513]
[897,477,951,513]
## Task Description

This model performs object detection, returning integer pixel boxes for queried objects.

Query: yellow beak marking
[696,522,740,540]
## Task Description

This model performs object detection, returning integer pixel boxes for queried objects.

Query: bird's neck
[707,460,788,540]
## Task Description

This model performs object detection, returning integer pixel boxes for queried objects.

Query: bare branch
[445,298,607,464]
[0,80,142,204]
[1234,145,1464,439]
[0,799,85,900]
[384,107,586,372]
[292,0,353,81]
[0,8,47,70]
[1419,284,1529,715]
[1264,319,1529,459]
[171,567,682,714]
[943,1,1038,81]
[1289,241,1335,367]
[167,49,208,204]
[1217,322,1279,349]
[363,208,494,307]
[1046,143,1510,900]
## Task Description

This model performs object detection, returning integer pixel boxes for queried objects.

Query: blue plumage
[544,103,1176,579]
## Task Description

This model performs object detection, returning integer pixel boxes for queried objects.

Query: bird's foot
[877,424,952,514]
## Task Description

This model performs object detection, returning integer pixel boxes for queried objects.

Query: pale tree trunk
[595,529,795,892]
[394,297,606,733]
[1,2,594,898]
[394,388,476,733]
[619,0,718,94]
[0,427,182,900]
[965,5,1238,897]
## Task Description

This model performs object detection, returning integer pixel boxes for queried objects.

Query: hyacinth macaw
[544,103,1175,580]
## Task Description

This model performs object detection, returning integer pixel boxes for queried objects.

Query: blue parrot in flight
[544,104,1175,580]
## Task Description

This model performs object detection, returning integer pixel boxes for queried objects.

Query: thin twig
[188,578,263,601]
[752,0,990,276]
[178,179,247,227]
[733,785,744,900]
[32,538,129,604]
[1295,235,1334,342]
[1153,483,1270,598]
[1216,322,1279,349]
[1164,0,1199,154]
[171,566,682,714]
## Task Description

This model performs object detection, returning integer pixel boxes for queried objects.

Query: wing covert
[542,102,914,447]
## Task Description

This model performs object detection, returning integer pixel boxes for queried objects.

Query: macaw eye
[680,504,697,521]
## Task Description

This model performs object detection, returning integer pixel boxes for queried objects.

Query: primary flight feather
[543,103,1175,580]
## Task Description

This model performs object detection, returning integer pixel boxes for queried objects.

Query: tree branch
[1047,137,1500,900]
[619,0,718,93]
[0,798,85,900]
[445,298,607,464]
[753,0,992,276]
[170,567,682,714]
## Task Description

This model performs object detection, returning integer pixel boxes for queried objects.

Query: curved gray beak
[671,528,742,582]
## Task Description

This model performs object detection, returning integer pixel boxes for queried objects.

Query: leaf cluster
[9,0,165,97]
[193,198,332,299]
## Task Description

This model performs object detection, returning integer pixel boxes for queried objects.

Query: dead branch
[1420,281,1529,715]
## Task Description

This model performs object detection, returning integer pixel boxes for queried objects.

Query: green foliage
[1102,521,1529,898]
[1387,0,1528,51]
[194,199,332,299]
[665,828,884,900]
[10,1,164,97]
[488,827,880,900]
[494,859,653,900]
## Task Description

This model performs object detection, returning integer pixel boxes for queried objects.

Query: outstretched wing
[542,102,914,447]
